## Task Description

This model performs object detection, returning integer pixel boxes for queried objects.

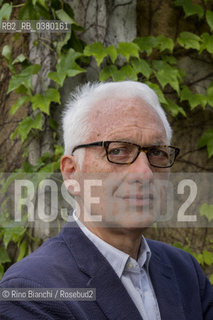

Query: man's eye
[150,149,161,156]
[109,148,124,156]
[149,148,168,158]
[109,148,126,155]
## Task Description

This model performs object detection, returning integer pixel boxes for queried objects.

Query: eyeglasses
[72,141,180,168]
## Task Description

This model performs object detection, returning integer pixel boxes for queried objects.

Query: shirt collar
[74,212,151,278]
[138,235,151,269]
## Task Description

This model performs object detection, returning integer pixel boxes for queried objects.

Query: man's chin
[78,204,157,229]
[101,209,156,229]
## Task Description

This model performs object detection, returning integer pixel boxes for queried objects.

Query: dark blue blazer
[0,221,213,320]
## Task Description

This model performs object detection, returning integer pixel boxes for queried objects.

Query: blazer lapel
[148,242,186,320]
[88,263,143,320]
[62,222,143,320]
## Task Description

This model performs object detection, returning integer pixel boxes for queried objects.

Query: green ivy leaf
[37,3,50,19]
[54,145,64,157]
[19,0,50,19]
[84,43,117,66]
[157,35,174,52]
[15,85,29,95]
[33,0,48,9]
[0,264,4,279]
[19,0,38,20]
[116,65,137,81]
[56,9,76,24]
[40,152,51,162]
[117,42,139,61]
[165,98,186,117]
[209,274,213,285]
[206,10,213,31]
[84,43,108,66]
[199,203,213,222]
[162,55,177,65]
[0,247,10,263]
[193,253,204,265]
[38,161,60,172]
[7,64,41,93]
[131,58,152,79]
[11,112,43,143]
[49,118,58,131]
[10,96,30,115]
[59,49,82,71]
[100,65,137,81]
[180,85,207,109]
[48,71,65,87]
[107,45,117,63]
[0,3,12,23]
[153,60,181,93]
[17,240,28,261]
[55,30,71,56]
[49,49,85,86]
[207,81,213,106]
[177,32,200,50]
[200,33,213,54]
[12,54,27,65]
[8,76,31,94]
[32,88,60,114]
[2,45,12,62]
[100,65,118,81]
[145,82,167,104]
[174,0,204,19]
[134,36,159,55]
[63,2,75,19]
[3,224,26,248]
[198,129,213,158]
[45,88,60,104]
[203,250,213,266]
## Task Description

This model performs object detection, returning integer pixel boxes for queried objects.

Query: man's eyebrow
[152,140,166,145]
[105,138,167,145]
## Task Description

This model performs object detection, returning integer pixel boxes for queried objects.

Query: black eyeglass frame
[72,141,180,168]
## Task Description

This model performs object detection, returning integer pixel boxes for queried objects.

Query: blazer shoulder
[0,233,76,288]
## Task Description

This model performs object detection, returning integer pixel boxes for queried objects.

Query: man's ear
[60,155,78,179]
[61,155,80,196]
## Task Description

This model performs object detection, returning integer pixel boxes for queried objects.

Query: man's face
[63,97,169,229]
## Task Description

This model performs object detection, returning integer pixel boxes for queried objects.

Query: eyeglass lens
[107,142,175,167]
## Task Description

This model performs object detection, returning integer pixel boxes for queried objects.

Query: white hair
[62,81,172,161]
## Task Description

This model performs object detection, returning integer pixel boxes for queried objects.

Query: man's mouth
[118,194,154,206]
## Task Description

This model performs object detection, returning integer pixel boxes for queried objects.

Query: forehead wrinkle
[87,97,167,143]
[107,127,165,145]
[89,97,157,121]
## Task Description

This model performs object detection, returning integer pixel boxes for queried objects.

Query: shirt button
[128,262,134,269]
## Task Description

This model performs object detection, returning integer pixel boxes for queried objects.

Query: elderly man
[0,81,213,320]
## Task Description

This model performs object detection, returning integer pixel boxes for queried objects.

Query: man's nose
[127,151,153,180]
